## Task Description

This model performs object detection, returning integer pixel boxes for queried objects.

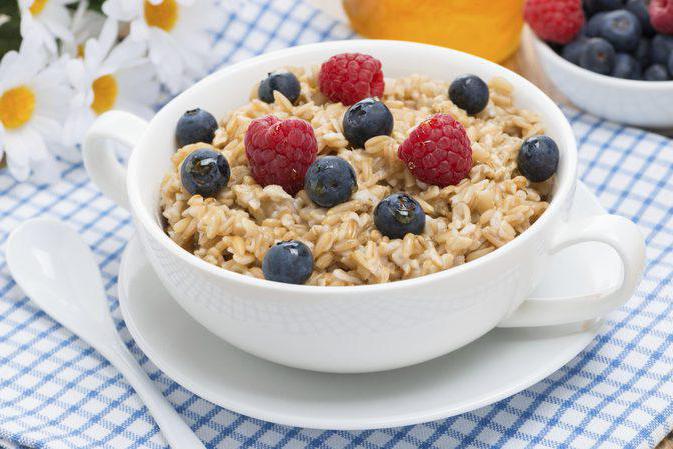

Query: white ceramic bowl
[531,30,673,128]
[83,40,645,373]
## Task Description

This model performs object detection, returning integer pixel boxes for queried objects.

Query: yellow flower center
[29,0,48,15]
[0,86,36,130]
[91,75,118,115]
[76,44,85,58]
[144,0,179,32]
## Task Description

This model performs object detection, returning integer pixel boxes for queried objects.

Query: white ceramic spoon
[6,218,206,449]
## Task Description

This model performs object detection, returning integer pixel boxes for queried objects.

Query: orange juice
[343,0,525,63]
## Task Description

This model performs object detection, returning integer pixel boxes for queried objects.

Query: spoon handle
[103,340,207,449]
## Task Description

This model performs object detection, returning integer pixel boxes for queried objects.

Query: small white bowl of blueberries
[527,0,673,128]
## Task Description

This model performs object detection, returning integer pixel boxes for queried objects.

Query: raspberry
[397,114,472,187]
[650,0,673,34]
[244,115,317,195]
[318,53,384,106]
[524,0,585,44]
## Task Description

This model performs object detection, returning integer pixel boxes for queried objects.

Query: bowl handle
[498,214,645,327]
[83,111,149,211]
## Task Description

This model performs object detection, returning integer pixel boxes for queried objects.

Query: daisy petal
[102,0,142,22]
[4,131,32,181]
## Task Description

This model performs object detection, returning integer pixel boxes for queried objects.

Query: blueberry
[258,71,301,104]
[598,10,641,52]
[180,149,230,197]
[585,12,608,37]
[262,240,313,284]
[669,53,673,80]
[562,38,587,64]
[643,64,670,81]
[342,98,394,148]
[517,136,560,183]
[651,34,673,65]
[625,0,656,36]
[176,108,218,148]
[579,38,616,74]
[374,193,425,240]
[448,74,490,115]
[304,156,357,207]
[612,53,641,79]
[634,38,650,67]
[584,0,624,13]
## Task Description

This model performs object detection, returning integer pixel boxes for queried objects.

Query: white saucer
[118,182,619,430]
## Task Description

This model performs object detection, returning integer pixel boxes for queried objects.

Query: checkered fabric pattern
[1,0,673,448]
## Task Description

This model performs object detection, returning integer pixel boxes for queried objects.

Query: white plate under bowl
[118,182,619,430]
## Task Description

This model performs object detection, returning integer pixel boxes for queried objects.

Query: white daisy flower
[0,41,71,181]
[102,0,143,21]
[102,0,223,93]
[19,0,77,54]
[63,0,108,58]
[64,20,160,146]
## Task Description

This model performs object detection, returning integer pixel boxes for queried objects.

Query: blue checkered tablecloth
[2,0,673,448]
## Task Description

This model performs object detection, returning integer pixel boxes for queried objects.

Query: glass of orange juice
[341,0,525,63]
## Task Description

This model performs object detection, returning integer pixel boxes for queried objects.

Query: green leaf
[89,0,105,13]
[0,1,19,16]
[0,2,20,55]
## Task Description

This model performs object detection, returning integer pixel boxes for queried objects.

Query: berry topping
[585,12,608,36]
[537,0,671,83]
[649,0,673,35]
[612,53,641,79]
[258,71,301,105]
[262,240,314,284]
[448,74,490,115]
[625,0,656,36]
[598,10,642,52]
[579,37,616,74]
[244,115,317,195]
[635,38,651,67]
[342,97,394,148]
[643,63,670,80]
[524,0,585,44]
[562,37,587,64]
[517,136,560,183]
[374,193,426,240]
[318,53,384,105]
[304,156,357,208]
[180,149,230,197]
[175,108,218,148]
[397,114,472,187]
[651,34,673,65]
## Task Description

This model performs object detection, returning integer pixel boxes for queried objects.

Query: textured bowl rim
[128,39,578,294]
[532,32,673,88]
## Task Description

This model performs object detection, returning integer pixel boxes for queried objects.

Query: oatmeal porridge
[160,53,558,286]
